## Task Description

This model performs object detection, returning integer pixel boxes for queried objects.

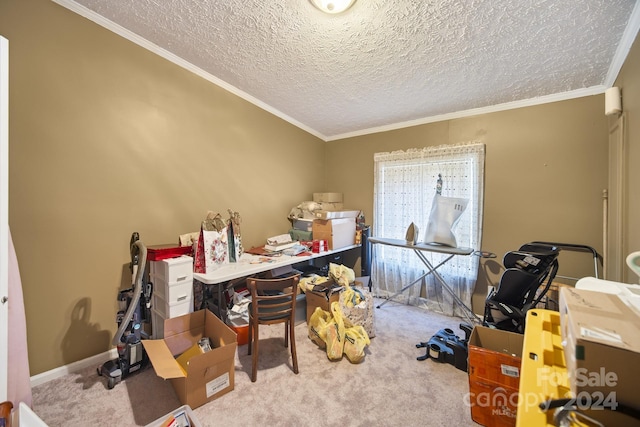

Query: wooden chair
[0,401,13,426]
[247,274,300,382]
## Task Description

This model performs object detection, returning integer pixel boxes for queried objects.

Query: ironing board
[369,237,481,325]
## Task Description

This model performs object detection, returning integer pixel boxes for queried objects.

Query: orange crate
[468,326,524,427]
[468,326,523,390]
[228,324,249,346]
[469,379,519,427]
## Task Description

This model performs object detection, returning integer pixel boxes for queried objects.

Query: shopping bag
[343,325,370,364]
[308,307,332,349]
[194,229,206,274]
[339,287,376,338]
[326,301,349,361]
[227,209,244,262]
[424,194,468,247]
[193,212,229,274]
[328,263,355,287]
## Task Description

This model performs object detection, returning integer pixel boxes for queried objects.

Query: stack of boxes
[149,255,194,339]
[290,192,344,242]
[290,192,359,251]
[513,281,640,426]
[142,249,237,411]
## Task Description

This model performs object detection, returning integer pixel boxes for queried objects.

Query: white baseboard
[30,348,118,388]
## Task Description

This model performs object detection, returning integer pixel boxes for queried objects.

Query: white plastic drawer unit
[151,275,194,304]
[153,292,193,319]
[149,255,194,283]
[151,308,165,339]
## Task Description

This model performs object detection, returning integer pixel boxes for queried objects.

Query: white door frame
[0,35,10,402]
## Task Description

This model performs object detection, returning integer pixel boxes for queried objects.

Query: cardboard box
[535,281,569,311]
[313,192,343,203]
[559,286,640,414]
[142,309,237,409]
[467,326,524,427]
[575,276,640,315]
[468,326,523,388]
[318,202,344,211]
[305,290,340,324]
[312,217,356,250]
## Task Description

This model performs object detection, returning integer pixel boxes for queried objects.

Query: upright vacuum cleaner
[98,232,153,389]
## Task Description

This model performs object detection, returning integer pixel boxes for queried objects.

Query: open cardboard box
[467,325,524,427]
[142,309,237,409]
[305,289,340,324]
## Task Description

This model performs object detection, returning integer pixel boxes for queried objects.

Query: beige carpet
[32,299,478,426]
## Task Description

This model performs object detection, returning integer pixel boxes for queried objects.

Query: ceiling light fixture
[309,0,356,14]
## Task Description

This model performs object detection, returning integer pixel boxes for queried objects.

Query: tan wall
[2,0,639,376]
[1,0,325,375]
[326,97,610,313]
[615,32,640,283]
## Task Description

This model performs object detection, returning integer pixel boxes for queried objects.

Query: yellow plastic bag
[328,263,356,287]
[299,275,330,294]
[308,307,331,349]
[325,301,349,360]
[342,285,365,307]
[343,325,370,364]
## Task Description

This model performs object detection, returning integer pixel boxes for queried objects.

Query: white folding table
[193,245,360,321]
[369,237,481,325]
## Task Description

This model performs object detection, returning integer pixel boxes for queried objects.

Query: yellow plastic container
[516,309,588,427]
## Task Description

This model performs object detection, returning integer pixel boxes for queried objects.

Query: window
[372,142,485,316]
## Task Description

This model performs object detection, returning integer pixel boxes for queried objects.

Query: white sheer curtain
[372,142,485,317]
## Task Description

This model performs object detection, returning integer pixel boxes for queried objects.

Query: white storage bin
[145,404,202,427]
[150,256,194,283]
[153,292,193,319]
[151,308,165,339]
[151,275,193,304]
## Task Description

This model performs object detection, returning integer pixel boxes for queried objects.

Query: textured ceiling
[56,0,640,140]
